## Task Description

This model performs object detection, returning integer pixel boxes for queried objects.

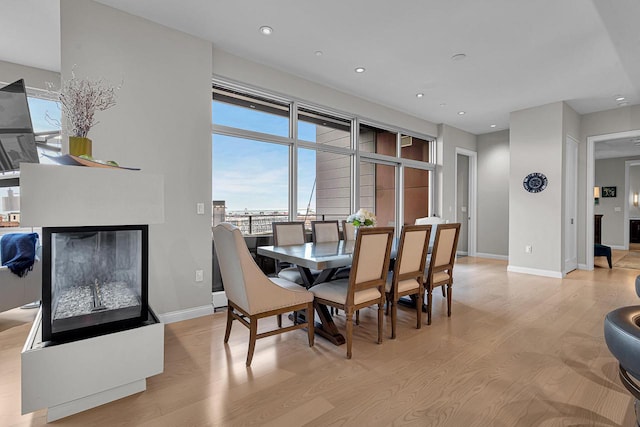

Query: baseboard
[578,263,592,271]
[457,251,468,256]
[604,244,626,250]
[506,265,563,278]
[475,252,508,261]
[212,291,228,309]
[157,305,214,324]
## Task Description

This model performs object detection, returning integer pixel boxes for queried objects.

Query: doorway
[455,148,477,256]
[587,129,640,269]
[564,136,578,274]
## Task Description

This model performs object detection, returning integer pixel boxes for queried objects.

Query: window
[211,83,435,236]
[0,96,60,229]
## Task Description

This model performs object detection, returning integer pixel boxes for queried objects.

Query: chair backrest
[341,220,356,241]
[273,222,305,246]
[212,223,279,314]
[428,223,461,273]
[347,227,395,304]
[415,216,445,250]
[312,220,340,243]
[391,224,431,296]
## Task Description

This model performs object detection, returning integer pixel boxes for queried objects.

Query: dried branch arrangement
[50,70,120,138]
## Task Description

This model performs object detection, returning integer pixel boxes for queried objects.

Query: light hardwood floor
[1,255,639,426]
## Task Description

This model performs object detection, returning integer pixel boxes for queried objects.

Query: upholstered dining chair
[385,224,431,339]
[213,223,315,366]
[311,220,340,243]
[341,220,356,241]
[310,226,394,359]
[423,223,461,325]
[272,221,313,286]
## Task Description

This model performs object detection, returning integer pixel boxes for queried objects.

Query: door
[455,148,477,256]
[564,137,578,273]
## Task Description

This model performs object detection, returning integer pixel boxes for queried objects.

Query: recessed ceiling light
[354,67,366,73]
[458,111,466,115]
[314,50,323,56]
[490,124,497,128]
[439,103,446,107]
[451,53,467,61]
[615,95,625,101]
[416,93,424,98]
[259,26,273,35]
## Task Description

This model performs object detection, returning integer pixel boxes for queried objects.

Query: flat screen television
[0,79,39,172]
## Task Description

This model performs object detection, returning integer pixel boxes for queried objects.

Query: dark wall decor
[523,172,548,193]
[602,186,617,197]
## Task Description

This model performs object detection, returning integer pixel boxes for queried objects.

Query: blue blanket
[0,233,38,277]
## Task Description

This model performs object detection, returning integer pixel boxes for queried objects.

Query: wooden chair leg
[441,285,446,297]
[307,303,315,347]
[416,289,423,329]
[356,310,360,325]
[378,303,384,344]
[427,287,433,325]
[447,284,452,317]
[390,300,397,339]
[385,294,390,315]
[224,306,233,343]
[246,317,257,366]
[277,313,282,328]
[346,310,353,359]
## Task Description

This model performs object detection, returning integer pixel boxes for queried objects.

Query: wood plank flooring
[1,255,639,426]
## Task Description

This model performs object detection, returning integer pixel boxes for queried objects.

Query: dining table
[257,239,398,346]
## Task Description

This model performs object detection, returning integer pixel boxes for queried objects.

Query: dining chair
[341,220,356,241]
[385,224,431,339]
[423,223,461,325]
[310,226,394,359]
[311,220,340,243]
[272,221,312,286]
[213,223,315,366]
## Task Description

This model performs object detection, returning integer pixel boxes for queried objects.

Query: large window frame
[211,78,436,234]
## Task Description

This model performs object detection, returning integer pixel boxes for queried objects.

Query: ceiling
[2,0,640,136]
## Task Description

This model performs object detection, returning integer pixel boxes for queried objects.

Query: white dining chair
[213,223,315,366]
[311,220,340,243]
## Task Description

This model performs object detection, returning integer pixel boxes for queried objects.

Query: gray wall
[0,59,59,91]
[578,105,640,263]
[477,130,509,257]
[437,124,477,222]
[630,165,640,220]
[509,102,564,275]
[61,0,214,317]
[595,156,640,247]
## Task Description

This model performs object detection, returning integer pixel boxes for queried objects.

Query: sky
[212,101,317,213]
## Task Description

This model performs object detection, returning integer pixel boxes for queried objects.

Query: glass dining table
[257,239,398,345]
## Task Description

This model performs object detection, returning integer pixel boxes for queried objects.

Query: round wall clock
[523,172,548,193]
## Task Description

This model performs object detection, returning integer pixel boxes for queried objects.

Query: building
[0,1,639,424]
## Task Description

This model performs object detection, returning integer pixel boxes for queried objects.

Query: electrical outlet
[525,245,532,253]
[195,270,204,282]
[197,203,205,215]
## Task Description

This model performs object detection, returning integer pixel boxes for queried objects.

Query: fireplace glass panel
[43,225,148,343]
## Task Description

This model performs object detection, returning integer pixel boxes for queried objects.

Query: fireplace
[42,225,149,344]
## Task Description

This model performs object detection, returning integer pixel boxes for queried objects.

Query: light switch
[461,206,467,213]
[195,270,204,282]
[197,203,205,215]
[614,207,622,212]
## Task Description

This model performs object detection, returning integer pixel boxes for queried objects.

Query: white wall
[60,0,213,318]
[509,102,564,276]
[477,130,509,258]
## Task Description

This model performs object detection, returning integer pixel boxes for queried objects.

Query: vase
[69,136,92,157]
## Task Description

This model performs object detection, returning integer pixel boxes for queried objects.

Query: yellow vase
[69,137,92,157]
